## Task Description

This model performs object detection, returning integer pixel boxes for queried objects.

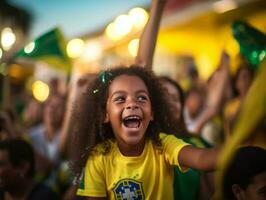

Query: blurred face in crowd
[232,171,266,200]
[185,90,203,118]
[163,81,182,120]
[23,100,43,127]
[44,95,65,128]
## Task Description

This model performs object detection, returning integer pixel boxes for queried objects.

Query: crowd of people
[0,0,265,199]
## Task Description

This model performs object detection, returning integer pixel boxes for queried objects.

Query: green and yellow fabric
[15,27,71,73]
[214,58,266,199]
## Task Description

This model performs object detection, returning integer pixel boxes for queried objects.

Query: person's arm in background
[191,51,231,134]
[135,0,168,70]
[59,83,76,158]
[59,74,96,158]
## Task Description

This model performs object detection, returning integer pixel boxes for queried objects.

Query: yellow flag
[214,58,266,199]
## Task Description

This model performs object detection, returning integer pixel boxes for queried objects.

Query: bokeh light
[32,80,50,102]
[24,42,36,54]
[81,40,102,62]
[105,14,133,41]
[67,38,85,58]
[128,38,139,57]
[114,15,133,36]
[105,23,120,41]
[1,27,16,51]
[128,7,148,29]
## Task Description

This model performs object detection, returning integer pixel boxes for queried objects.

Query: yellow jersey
[77,133,189,200]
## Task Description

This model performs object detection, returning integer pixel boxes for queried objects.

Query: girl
[72,65,220,200]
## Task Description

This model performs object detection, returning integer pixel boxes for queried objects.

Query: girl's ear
[104,113,109,123]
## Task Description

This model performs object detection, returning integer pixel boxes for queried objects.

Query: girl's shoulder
[91,139,116,156]
[159,132,189,146]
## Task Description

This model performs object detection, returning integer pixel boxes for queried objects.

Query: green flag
[15,27,72,73]
[232,20,266,70]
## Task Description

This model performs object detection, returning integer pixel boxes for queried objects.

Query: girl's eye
[113,96,125,103]
[138,95,148,102]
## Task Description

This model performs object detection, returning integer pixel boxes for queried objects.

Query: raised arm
[192,51,230,133]
[59,84,75,157]
[135,0,168,70]
[59,74,96,157]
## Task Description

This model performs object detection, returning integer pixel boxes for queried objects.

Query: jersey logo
[113,178,145,200]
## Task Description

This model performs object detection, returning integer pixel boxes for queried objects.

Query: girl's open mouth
[122,115,142,128]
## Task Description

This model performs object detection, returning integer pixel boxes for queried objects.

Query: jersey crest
[112,178,144,200]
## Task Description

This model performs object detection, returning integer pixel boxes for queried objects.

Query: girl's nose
[126,100,139,110]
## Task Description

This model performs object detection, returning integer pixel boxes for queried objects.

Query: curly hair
[71,65,183,177]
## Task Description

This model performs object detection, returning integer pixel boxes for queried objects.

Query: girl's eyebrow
[110,89,149,98]
[110,91,126,98]
[136,90,149,95]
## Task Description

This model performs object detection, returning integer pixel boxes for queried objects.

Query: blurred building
[1,0,266,104]
[68,0,265,84]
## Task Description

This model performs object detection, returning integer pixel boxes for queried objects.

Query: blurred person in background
[183,87,205,132]
[160,77,215,199]
[0,139,59,200]
[28,94,66,165]
[223,60,254,138]
[223,146,266,200]
[23,98,44,130]
[0,108,23,140]
[27,93,67,194]
[184,51,231,147]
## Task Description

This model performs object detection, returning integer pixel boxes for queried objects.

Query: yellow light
[105,23,114,39]
[24,42,35,54]
[105,22,121,41]
[0,48,2,59]
[81,41,102,62]
[1,27,16,51]
[128,7,149,29]
[128,38,139,57]
[114,14,133,36]
[32,80,50,102]
[66,38,85,58]
[105,14,134,41]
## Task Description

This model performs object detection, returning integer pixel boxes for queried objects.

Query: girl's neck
[117,140,145,157]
